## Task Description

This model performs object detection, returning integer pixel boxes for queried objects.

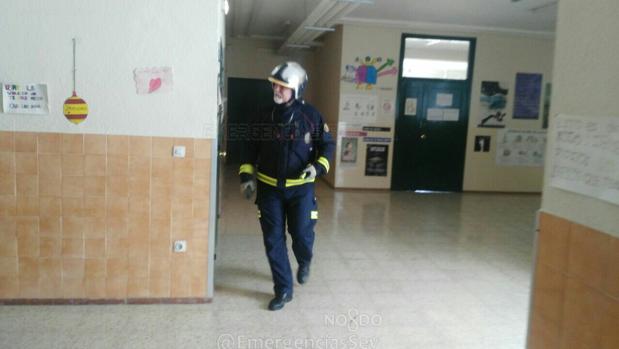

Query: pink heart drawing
[148,78,162,93]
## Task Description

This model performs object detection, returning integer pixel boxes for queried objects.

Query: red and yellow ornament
[63,91,88,124]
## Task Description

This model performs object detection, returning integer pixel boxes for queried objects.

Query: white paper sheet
[133,67,174,94]
[443,108,460,121]
[496,129,546,167]
[2,83,49,114]
[436,93,453,107]
[404,98,417,116]
[549,114,619,206]
[340,94,378,123]
[426,108,444,121]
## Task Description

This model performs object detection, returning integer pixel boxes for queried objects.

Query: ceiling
[226,0,558,50]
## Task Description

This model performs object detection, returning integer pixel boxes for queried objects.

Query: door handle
[218,151,227,158]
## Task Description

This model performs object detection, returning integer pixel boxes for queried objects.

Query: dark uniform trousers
[257,181,317,296]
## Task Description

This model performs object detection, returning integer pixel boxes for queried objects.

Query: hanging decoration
[63,38,88,124]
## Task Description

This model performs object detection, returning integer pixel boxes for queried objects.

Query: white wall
[336,25,399,189]
[463,32,554,192]
[541,0,619,237]
[313,26,344,187]
[0,0,221,139]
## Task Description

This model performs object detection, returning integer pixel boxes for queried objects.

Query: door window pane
[402,38,470,80]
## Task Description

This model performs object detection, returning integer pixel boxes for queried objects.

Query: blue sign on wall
[513,73,542,119]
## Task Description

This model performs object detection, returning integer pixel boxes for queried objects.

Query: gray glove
[240,180,256,200]
[300,164,317,180]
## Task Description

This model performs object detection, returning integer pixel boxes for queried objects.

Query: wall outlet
[173,240,187,253]
[172,146,186,158]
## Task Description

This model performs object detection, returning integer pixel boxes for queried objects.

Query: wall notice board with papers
[549,114,619,206]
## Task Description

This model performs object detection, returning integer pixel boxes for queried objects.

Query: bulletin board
[549,114,619,206]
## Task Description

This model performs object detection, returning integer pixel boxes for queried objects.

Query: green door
[226,78,273,164]
[392,79,470,191]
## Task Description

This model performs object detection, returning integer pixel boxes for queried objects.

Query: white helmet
[268,62,308,100]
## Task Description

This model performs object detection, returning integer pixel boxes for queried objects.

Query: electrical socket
[173,240,187,253]
[172,146,186,158]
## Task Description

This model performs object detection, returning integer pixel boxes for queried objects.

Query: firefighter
[239,62,335,310]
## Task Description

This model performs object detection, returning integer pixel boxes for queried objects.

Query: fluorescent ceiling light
[304,26,335,32]
[337,0,375,4]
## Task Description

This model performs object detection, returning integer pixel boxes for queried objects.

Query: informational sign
[362,126,390,132]
[365,144,388,176]
[443,108,460,121]
[134,67,174,94]
[2,83,49,114]
[514,73,542,119]
[337,122,366,137]
[363,137,391,143]
[426,108,460,122]
[404,98,417,116]
[340,94,378,123]
[550,114,619,206]
[474,136,491,152]
[496,129,546,166]
[427,108,443,121]
[340,137,358,164]
[436,93,453,107]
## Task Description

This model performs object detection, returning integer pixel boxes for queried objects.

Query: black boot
[297,265,310,285]
[268,292,292,311]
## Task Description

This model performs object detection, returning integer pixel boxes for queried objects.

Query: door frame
[392,33,477,191]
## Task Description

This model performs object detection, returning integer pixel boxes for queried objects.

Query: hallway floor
[0,166,540,348]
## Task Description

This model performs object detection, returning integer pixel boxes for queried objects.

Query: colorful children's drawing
[341,56,398,90]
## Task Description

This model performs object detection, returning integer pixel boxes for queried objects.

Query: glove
[300,164,317,181]
[240,180,256,200]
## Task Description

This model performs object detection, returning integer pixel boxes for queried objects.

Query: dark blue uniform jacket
[239,100,335,188]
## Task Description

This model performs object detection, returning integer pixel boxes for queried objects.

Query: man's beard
[273,94,286,104]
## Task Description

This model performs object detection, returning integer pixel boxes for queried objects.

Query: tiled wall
[0,131,212,300]
[528,212,619,348]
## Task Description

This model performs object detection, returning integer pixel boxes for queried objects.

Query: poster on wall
[337,122,366,137]
[365,144,388,176]
[496,129,546,167]
[134,67,174,94]
[381,98,394,115]
[513,73,542,119]
[549,114,619,206]
[340,94,378,124]
[478,81,508,128]
[340,137,358,164]
[404,98,417,116]
[542,83,552,129]
[341,56,398,90]
[1,83,49,114]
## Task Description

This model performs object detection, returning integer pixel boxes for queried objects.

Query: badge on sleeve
[324,123,329,132]
[304,132,311,144]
